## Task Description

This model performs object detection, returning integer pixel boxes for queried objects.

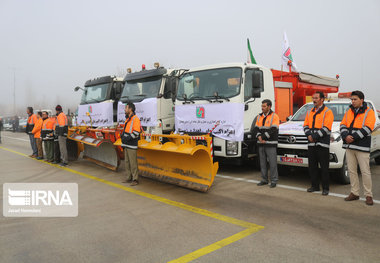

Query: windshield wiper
[181,94,194,104]
[189,96,212,102]
[135,94,147,97]
[206,94,230,102]
[120,95,129,99]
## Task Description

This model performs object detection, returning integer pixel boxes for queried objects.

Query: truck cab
[119,64,179,134]
[175,63,274,163]
[277,98,380,184]
[77,75,124,125]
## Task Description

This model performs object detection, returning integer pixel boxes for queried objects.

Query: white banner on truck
[77,101,113,127]
[117,98,157,127]
[175,103,244,142]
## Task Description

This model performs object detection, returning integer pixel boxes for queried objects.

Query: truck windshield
[177,67,241,100]
[291,103,350,121]
[121,76,161,102]
[81,83,110,104]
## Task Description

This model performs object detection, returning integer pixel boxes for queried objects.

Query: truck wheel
[67,139,79,161]
[375,156,380,165]
[334,156,350,184]
[278,165,290,176]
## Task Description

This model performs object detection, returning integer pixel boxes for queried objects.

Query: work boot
[365,196,374,206]
[270,183,277,188]
[122,179,132,184]
[130,180,139,186]
[30,154,37,158]
[344,193,359,201]
[307,187,320,192]
[257,181,268,186]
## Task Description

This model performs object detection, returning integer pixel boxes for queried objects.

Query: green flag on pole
[247,38,257,64]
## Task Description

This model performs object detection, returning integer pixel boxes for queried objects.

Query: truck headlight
[226,141,238,155]
[330,132,341,143]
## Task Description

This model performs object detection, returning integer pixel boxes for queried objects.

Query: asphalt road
[1,131,379,263]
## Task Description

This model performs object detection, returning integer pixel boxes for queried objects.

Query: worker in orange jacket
[254,99,280,188]
[41,111,55,162]
[26,107,38,157]
[340,90,376,206]
[55,105,68,166]
[121,102,141,186]
[31,111,44,160]
[303,91,334,196]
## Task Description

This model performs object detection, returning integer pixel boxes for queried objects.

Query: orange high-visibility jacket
[254,110,280,145]
[41,118,55,140]
[56,112,68,136]
[26,113,38,134]
[121,114,141,149]
[303,104,334,148]
[340,102,376,152]
[31,117,43,138]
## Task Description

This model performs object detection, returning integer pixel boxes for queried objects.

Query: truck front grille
[278,134,308,144]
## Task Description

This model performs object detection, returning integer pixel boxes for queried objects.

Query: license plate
[280,156,303,164]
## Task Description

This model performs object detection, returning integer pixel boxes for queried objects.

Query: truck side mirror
[251,69,263,98]
[252,89,261,98]
[286,115,292,121]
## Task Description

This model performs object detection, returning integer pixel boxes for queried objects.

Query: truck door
[159,77,176,132]
[274,81,293,122]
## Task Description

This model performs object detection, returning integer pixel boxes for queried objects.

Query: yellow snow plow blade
[114,134,219,192]
[68,127,121,171]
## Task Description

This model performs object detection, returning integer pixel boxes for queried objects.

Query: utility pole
[13,68,16,115]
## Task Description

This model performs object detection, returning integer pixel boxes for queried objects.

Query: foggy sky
[0,0,379,116]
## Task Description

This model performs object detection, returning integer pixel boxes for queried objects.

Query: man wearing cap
[121,102,141,186]
[55,105,69,166]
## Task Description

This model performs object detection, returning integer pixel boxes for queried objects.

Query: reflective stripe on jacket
[41,118,55,140]
[55,112,68,136]
[254,110,280,146]
[340,102,375,152]
[303,104,334,148]
[121,114,141,149]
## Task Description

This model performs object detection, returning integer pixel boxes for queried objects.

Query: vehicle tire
[375,156,380,165]
[67,139,79,161]
[334,156,350,184]
[278,165,291,176]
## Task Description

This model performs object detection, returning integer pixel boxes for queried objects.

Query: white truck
[119,64,181,135]
[175,63,273,164]
[277,98,380,183]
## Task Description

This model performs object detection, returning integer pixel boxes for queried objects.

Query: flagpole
[280,65,283,80]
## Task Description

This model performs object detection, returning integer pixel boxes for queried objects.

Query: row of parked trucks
[67,62,380,192]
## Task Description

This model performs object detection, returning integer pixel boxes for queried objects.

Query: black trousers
[308,146,330,190]
[54,140,61,162]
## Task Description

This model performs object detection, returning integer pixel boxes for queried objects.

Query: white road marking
[2,135,30,142]
[216,174,380,204]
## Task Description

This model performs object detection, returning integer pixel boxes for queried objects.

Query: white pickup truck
[277,99,380,184]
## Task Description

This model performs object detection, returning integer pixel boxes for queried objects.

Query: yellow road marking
[167,227,260,263]
[0,145,264,262]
